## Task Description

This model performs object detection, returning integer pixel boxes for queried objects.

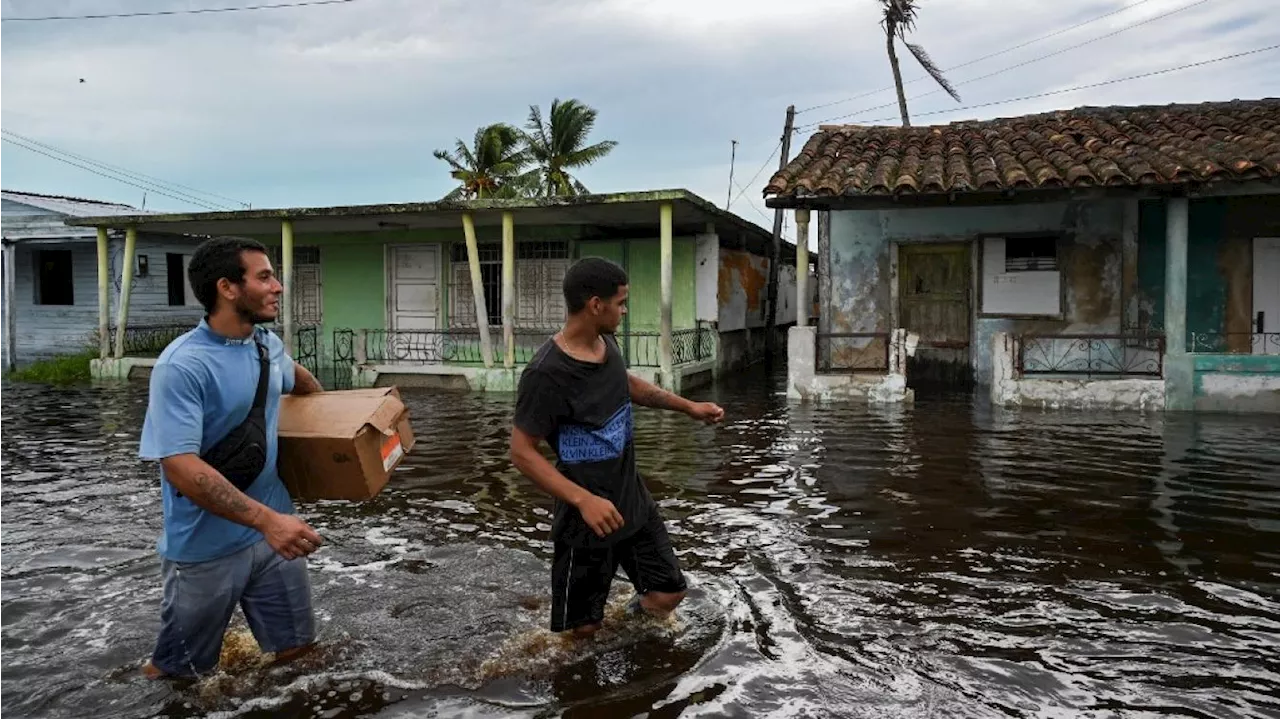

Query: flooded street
[3,368,1279,718]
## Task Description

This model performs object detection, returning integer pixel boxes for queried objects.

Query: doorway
[1254,237,1280,355]
[898,242,973,389]
[388,245,441,331]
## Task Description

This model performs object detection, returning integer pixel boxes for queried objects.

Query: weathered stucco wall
[830,200,1127,384]
[990,331,1165,411]
[717,247,769,332]
[1191,354,1280,413]
[787,325,913,403]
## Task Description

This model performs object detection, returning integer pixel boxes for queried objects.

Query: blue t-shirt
[139,319,297,563]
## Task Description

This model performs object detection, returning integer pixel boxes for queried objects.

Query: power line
[798,0,1159,114]
[797,0,1216,130]
[811,45,1280,128]
[2,136,227,211]
[1,130,249,209]
[727,140,782,211]
[2,0,357,22]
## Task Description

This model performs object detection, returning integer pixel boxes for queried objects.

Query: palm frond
[905,41,960,102]
[563,140,618,169]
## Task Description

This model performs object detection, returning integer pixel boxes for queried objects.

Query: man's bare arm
[162,454,271,528]
[627,373,694,413]
[161,454,323,559]
[291,363,323,395]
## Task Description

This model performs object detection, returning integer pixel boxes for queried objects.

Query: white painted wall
[695,233,718,323]
[980,237,1062,316]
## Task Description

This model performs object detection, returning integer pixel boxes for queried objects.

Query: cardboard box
[277,387,415,500]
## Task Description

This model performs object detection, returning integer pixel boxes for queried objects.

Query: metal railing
[90,324,191,357]
[672,323,717,366]
[333,324,717,369]
[815,332,891,373]
[1188,332,1280,355]
[1017,333,1165,378]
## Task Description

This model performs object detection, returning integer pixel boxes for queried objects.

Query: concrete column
[659,202,674,384]
[3,241,15,371]
[462,212,495,368]
[1164,197,1192,411]
[281,219,295,355]
[112,227,138,359]
[501,211,516,369]
[96,227,111,359]
[795,209,810,327]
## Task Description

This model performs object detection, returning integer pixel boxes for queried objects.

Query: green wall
[1136,198,1229,350]
[577,237,696,331]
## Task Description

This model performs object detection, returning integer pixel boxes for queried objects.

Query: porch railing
[815,332,891,373]
[332,324,716,369]
[1017,333,1165,379]
[91,324,191,357]
[1188,332,1280,355]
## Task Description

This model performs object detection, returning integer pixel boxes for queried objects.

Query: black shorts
[549,509,687,632]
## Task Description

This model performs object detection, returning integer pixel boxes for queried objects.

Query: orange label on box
[381,432,404,472]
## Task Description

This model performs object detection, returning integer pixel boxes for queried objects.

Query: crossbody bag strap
[251,331,270,409]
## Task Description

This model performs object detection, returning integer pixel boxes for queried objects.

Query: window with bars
[450,241,569,327]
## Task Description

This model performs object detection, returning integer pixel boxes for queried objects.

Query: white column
[795,208,810,327]
[96,227,110,359]
[462,212,495,368]
[281,219,295,355]
[659,202,674,384]
[502,211,515,369]
[112,227,138,359]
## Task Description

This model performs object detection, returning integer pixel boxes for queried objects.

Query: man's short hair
[187,236,270,313]
[563,257,628,314]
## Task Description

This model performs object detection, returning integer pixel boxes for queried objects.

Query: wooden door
[388,245,440,331]
[898,242,972,388]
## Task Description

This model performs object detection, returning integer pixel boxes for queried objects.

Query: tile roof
[763,99,1280,201]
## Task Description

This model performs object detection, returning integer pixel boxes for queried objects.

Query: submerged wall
[829,200,1127,383]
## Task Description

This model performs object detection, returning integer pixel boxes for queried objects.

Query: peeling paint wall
[717,247,771,332]
[830,200,1127,384]
[989,331,1164,411]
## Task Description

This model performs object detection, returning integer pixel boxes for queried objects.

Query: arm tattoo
[190,471,259,524]
[631,377,685,412]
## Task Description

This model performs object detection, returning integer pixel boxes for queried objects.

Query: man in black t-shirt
[510,257,725,636]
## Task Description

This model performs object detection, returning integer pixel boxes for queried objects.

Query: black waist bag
[200,333,271,492]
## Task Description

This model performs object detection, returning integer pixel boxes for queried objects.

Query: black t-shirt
[513,333,655,548]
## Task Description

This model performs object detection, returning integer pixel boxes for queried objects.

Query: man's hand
[258,510,324,560]
[575,494,625,538]
[687,401,725,425]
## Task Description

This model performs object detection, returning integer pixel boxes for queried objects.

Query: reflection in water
[2,370,1279,718]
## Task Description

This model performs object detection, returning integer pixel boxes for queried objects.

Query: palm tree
[522,99,617,197]
[433,123,529,200]
[880,0,960,127]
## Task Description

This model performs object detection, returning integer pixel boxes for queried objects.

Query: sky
[2,0,1278,240]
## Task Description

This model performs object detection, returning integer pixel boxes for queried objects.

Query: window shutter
[451,263,475,327]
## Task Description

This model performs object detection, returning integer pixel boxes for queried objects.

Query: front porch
[72,190,799,392]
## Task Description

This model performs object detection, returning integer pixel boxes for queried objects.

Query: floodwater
[3,368,1280,719]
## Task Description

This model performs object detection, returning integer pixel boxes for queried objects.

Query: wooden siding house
[2,191,207,369]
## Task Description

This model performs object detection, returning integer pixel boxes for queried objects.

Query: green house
[72,189,810,393]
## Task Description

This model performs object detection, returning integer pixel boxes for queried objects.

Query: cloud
[2,0,1276,226]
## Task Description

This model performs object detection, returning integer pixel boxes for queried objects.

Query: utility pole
[764,104,795,361]
[726,140,738,210]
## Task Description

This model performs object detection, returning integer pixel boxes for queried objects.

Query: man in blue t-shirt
[138,236,325,679]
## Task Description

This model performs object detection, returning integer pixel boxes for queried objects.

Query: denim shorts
[151,538,315,678]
